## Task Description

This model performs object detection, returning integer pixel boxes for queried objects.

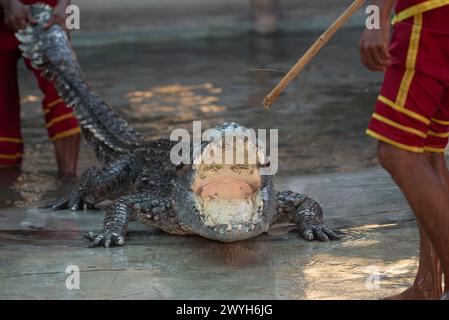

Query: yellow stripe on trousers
[0,153,23,159]
[46,113,75,129]
[393,0,449,24]
[395,14,423,108]
[0,137,22,144]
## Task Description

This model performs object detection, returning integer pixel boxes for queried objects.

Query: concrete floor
[0,168,419,299]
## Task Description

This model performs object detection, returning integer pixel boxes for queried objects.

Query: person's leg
[0,51,24,169]
[427,152,449,194]
[387,152,446,300]
[24,59,80,179]
[423,95,449,293]
[378,142,449,299]
[53,133,80,180]
[386,221,442,299]
[427,152,449,292]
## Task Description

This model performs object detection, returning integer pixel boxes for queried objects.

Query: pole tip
[263,96,273,109]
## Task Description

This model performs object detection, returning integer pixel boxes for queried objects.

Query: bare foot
[384,286,441,300]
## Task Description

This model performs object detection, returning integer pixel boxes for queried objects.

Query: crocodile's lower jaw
[201,180,255,225]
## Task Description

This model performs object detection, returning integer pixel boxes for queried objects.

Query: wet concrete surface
[0,168,419,299]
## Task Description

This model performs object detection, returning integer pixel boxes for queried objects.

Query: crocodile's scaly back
[16,4,144,162]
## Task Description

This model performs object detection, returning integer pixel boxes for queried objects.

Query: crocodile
[16,4,342,247]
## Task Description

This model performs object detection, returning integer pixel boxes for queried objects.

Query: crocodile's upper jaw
[173,122,276,242]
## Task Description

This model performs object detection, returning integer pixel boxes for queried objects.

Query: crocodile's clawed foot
[298,223,343,242]
[66,197,96,211]
[41,191,96,211]
[40,195,71,210]
[84,231,125,248]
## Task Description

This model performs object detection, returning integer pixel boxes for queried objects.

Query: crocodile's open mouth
[192,164,263,229]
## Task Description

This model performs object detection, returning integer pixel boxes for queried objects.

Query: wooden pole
[263,0,366,108]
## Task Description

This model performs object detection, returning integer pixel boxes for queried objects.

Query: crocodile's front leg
[85,193,173,248]
[44,152,144,211]
[274,190,342,242]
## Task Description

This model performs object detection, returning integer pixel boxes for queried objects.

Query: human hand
[2,0,36,32]
[359,21,392,72]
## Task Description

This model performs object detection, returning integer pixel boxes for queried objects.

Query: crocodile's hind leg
[274,190,342,242]
[43,152,143,211]
[85,193,173,248]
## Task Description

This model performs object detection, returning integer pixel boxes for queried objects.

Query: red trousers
[366,4,449,153]
[0,0,79,167]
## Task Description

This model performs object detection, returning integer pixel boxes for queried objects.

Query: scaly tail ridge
[16,4,144,161]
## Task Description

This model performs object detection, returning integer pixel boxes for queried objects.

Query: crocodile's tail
[16,4,144,162]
